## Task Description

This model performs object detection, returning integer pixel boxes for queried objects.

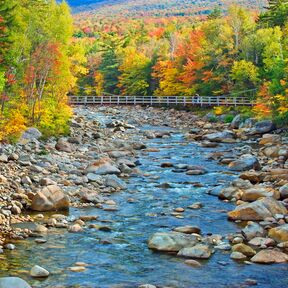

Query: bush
[224,114,235,123]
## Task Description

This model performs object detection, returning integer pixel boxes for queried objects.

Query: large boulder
[203,130,235,143]
[30,185,70,212]
[268,224,288,243]
[85,158,120,175]
[250,120,276,135]
[148,232,199,252]
[228,197,287,221]
[251,250,288,264]
[0,277,31,288]
[241,187,280,202]
[229,154,261,171]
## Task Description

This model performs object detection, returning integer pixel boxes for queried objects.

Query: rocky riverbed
[0,106,288,288]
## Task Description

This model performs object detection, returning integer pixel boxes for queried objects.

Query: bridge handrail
[68,95,254,107]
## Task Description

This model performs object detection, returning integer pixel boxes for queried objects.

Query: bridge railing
[68,95,253,106]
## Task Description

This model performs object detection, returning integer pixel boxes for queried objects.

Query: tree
[259,0,288,27]
[118,47,153,95]
[231,60,259,90]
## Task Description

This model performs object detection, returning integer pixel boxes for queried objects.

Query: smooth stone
[251,249,288,263]
[230,252,247,260]
[177,244,211,259]
[0,277,31,288]
[30,265,49,278]
[232,243,256,257]
[148,232,199,252]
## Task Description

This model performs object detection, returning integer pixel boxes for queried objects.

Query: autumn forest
[0,0,288,141]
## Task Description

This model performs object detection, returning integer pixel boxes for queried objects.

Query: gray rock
[148,232,199,252]
[86,160,120,175]
[104,175,127,190]
[230,114,242,129]
[177,244,212,259]
[30,265,49,278]
[280,184,288,199]
[251,120,276,135]
[80,190,104,204]
[203,130,235,143]
[0,154,8,163]
[4,244,15,250]
[242,221,265,241]
[0,277,31,288]
[229,154,261,171]
[21,128,42,140]
[87,173,103,183]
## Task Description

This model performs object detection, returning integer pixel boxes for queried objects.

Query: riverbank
[0,106,288,287]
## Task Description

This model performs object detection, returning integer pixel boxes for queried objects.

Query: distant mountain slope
[67,0,267,15]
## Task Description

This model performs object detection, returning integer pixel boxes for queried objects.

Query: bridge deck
[69,95,253,106]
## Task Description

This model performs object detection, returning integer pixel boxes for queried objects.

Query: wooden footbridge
[69,90,255,107]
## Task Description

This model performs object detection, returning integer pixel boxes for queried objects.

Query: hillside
[70,0,268,15]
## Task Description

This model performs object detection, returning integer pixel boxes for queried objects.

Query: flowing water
[1,113,288,288]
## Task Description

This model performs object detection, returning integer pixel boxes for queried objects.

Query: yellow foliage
[214,106,225,116]
[0,110,26,142]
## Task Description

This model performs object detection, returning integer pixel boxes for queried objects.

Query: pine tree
[259,0,288,27]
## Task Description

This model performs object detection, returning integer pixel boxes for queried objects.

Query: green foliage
[231,60,259,90]
[0,0,86,142]
[0,70,5,93]
[224,114,235,123]
[259,0,288,27]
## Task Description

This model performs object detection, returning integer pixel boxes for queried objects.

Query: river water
[1,112,288,288]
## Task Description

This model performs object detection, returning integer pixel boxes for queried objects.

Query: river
[0,110,287,288]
